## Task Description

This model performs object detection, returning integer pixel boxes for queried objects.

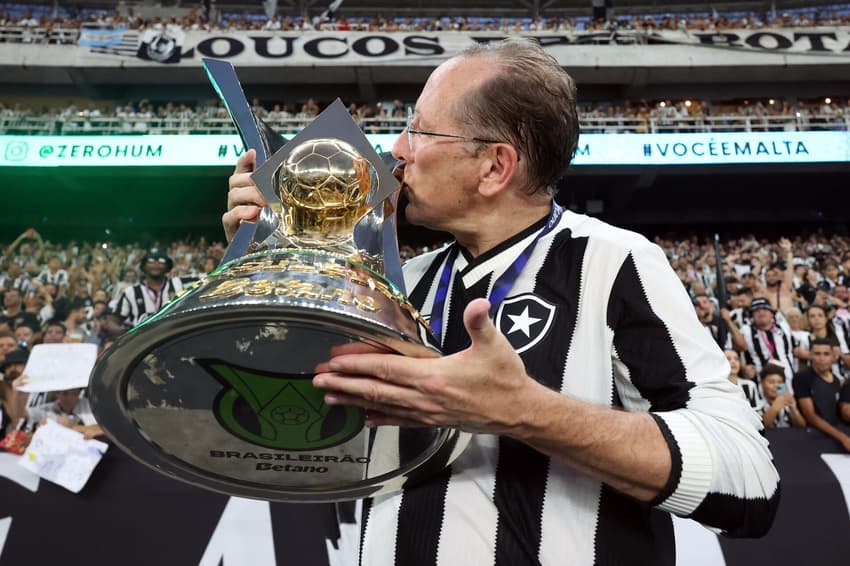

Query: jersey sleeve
[607,240,779,537]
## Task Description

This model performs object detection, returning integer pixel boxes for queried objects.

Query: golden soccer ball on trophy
[278,138,375,249]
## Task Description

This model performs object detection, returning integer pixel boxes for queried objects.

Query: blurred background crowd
[2,96,849,135]
[1,1,850,37]
[2,228,850,440]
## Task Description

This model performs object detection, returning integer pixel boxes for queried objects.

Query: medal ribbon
[429,203,564,344]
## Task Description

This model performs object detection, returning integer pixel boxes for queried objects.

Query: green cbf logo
[199,360,364,451]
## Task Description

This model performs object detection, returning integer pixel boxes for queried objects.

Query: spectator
[13,320,38,349]
[738,297,796,384]
[762,238,795,312]
[115,248,187,326]
[25,386,102,439]
[0,288,40,333]
[725,348,759,408]
[42,319,66,344]
[793,338,850,451]
[0,349,28,434]
[63,297,91,342]
[0,329,16,363]
[793,304,850,379]
[759,364,806,428]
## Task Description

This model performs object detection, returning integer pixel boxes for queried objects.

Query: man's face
[71,307,87,324]
[144,259,167,278]
[101,316,127,338]
[741,274,756,289]
[93,302,106,319]
[695,296,713,319]
[752,308,774,329]
[811,344,835,373]
[48,258,60,271]
[733,293,752,309]
[834,285,849,301]
[825,264,839,281]
[43,324,65,344]
[391,56,496,231]
[765,268,781,286]
[3,362,25,381]
[0,336,16,355]
[14,326,33,345]
[56,389,82,414]
[3,290,21,309]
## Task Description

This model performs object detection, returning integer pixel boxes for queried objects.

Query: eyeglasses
[406,108,503,151]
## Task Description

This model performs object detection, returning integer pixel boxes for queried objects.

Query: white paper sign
[17,343,98,393]
[18,420,108,493]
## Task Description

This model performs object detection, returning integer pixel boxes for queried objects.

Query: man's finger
[463,298,499,348]
[227,184,266,210]
[325,353,427,384]
[222,205,262,241]
[234,148,256,174]
[315,372,424,409]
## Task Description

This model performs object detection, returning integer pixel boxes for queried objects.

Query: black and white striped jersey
[115,277,186,326]
[359,210,779,566]
[740,322,796,384]
[36,268,69,288]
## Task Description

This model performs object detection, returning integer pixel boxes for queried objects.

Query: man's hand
[223,149,266,242]
[313,298,541,434]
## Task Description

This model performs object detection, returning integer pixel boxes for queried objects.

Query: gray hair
[454,38,580,196]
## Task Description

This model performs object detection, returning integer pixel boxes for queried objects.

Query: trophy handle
[203,58,283,258]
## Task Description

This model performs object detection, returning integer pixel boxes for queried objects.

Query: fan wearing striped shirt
[226,39,780,566]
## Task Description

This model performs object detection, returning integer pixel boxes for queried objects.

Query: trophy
[87,60,469,502]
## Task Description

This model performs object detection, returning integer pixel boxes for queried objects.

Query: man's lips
[392,160,411,193]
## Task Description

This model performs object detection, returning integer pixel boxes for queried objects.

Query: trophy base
[90,250,469,502]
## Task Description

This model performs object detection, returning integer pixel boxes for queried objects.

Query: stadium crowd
[1,227,850,450]
[1,2,850,40]
[2,96,849,135]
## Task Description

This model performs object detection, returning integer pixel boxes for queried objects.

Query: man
[115,248,186,326]
[792,338,850,451]
[0,330,16,364]
[0,288,40,334]
[36,256,69,289]
[0,349,28,434]
[728,286,753,329]
[225,40,778,564]
[88,308,131,350]
[19,319,66,411]
[63,297,91,342]
[761,238,795,313]
[738,297,796,384]
[694,292,743,350]
[26,387,102,440]
[13,320,38,350]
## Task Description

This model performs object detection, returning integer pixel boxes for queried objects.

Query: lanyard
[429,203,564,344]
[143,281,166,312]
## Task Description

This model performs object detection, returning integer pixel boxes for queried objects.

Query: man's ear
[478,144,520,197]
